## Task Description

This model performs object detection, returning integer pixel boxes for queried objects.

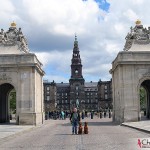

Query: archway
[0,83,16,123]
[140,80,150,120]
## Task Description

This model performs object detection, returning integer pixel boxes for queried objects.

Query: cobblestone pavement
[0,117,149,150]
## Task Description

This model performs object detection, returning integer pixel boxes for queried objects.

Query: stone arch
[0,83,16,123]
[137,77,150,120]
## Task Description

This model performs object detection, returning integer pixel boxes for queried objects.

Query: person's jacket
[70,112,80,122]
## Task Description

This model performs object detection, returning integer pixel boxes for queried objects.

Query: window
[105,94,108,99]
[47,91,50,94]
[104,85,107,90]
[47,86,50,90]
[47,96,50,101]
[75,86,79,91]
[87,99,89,103]
[87,93,89,95]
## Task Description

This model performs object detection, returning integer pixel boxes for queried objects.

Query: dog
[84,122,88,134]
[78,122,83,134]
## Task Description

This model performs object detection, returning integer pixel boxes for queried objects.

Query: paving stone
[0,118,150,150]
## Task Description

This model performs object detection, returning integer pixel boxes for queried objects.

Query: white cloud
[123,9,138,22]
[1,0,150,82]
[22,0,104,36]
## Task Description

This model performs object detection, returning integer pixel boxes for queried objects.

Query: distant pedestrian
[70,108,80,135]
[91,111,93,119]
[104,109,106,118]
[85,111,87,117]
[81,111,84,119]
[61,111,64,120]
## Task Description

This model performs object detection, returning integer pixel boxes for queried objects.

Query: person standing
[81,111,84,119]
[61,111,64,120]
[70,108,80,135]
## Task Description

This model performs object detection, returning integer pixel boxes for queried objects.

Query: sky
[0,0,150,83]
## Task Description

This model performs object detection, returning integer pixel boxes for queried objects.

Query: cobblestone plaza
[0,117,149,150]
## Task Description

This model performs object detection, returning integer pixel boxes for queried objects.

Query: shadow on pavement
[55,133,73,135]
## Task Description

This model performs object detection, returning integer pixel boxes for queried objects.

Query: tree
[140,87,146,110]
[9,89,16,114]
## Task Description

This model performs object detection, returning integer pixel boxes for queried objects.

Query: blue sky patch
[95,0,110,11]
[83,0,110,11]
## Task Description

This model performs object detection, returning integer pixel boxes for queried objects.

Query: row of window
[86,88,98,91]
[56,100,99,104]
[46,94,108,103]
[86,92,98,95]
[57,93,68,96]
[45,84,110,92]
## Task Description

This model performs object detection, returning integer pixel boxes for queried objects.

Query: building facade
[98,80,112,109]
[43,36,112,112]
[56,82,70,111]
[84,81,98,111]
[0,22,45,125]
[110,20,150,123]
[43,80,57,112]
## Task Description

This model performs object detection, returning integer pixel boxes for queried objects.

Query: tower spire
[70,35,84,79]
[75,33,77,41]
[69,35,85,110]
[74,33,78,47]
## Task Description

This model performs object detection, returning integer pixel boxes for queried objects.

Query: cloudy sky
[0,0,149,83]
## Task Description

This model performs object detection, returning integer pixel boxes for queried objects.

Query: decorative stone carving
[0,22,29,53]
[123,20,150,51]
[143,72,150,77]
[0,73,12,82]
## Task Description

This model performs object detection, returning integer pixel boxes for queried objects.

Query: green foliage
[9,91,16,114]
[140,87,146,110]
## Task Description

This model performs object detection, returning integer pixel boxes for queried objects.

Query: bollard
[100,112,102,118]
[82,112,84,119]
[104,112,106,118]
[109,112,111,118]
[91,112,93,119]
